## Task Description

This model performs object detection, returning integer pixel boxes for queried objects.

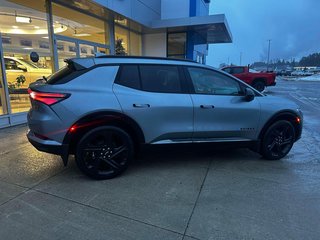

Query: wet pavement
[0,78,319,240]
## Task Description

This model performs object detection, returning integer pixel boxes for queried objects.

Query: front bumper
[27,130,69,165]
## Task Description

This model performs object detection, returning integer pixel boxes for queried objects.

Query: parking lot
[0,78,319,240]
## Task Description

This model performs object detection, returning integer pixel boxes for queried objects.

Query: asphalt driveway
[0,79,319,240]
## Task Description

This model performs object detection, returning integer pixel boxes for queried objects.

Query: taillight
[28,88,69,105]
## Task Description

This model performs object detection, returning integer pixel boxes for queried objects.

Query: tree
[115,38,126,56]
[299,53,320,67]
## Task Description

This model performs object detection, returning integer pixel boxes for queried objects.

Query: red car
[222,66,276,92]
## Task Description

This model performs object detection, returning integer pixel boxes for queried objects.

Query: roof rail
[95,55,197,63]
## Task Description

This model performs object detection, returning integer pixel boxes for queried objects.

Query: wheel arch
[63,111,145,154]
[258,110,302,141]
[253,78,267,84]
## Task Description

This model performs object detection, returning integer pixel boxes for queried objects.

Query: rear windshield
[47,63,86,85]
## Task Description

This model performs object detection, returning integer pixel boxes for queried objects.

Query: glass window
[232,67,245,74]
[167,33,186,58]
[188,68,241,95]
[80,44,95,58]
[116,65,141,89]
[52,3,108,45]
[139,65,182,93]
[4,59,19,70]
[0,0,53,113]
[56,40,77,69]
[129,32,142,56]
[0,61,8,115]
[115,26,129,55]
[222,68,231,74]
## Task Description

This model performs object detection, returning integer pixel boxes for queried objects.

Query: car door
[113,64,193,144]
[185,66,261,141]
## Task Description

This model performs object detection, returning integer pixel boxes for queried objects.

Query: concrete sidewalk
[0,124,319,240]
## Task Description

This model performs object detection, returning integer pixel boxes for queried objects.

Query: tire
[252,80,265,92]
[261,120,295,160]
[75,126,134,180]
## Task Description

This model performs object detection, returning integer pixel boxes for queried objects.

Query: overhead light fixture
[14,11,32,23]
[16,16,31,23]
[34,26,40,29]
[23,47,33,50]
[12,26,19,29]
[42,36,49,39]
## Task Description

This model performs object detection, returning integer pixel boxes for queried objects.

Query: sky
[206,0,320,67]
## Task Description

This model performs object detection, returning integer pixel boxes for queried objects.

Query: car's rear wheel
[75,126,134,179]
[261,120,295,160]
[252,80,265,92]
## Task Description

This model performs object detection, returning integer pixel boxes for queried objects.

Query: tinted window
[4,58,19,70]
[116,65,141,89]
[232,67,245,74]
[223,67,231,74]
[188,68,241,95]
[167,32,186,59]
[47,63,84,85]
[139,65,182,93]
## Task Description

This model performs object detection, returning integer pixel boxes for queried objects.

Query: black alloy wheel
[261,120,295,160]
[75,126,134,179]
[253,81,265,92]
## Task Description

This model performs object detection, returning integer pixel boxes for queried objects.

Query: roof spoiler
[64,58,95,71]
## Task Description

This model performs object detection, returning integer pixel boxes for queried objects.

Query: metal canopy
[150,14,233,44]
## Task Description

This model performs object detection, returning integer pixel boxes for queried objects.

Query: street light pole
[267,39,271,71]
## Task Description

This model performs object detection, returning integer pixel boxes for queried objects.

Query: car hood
[258,95,300,113]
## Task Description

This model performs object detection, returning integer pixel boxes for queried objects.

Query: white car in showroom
[4,56,52,88]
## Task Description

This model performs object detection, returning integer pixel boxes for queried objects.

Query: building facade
[0,0,232,128]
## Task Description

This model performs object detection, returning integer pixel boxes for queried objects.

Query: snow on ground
[282,74,320,82]
[300,74,320,81]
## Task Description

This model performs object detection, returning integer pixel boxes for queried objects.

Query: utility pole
[267,39,271,71]
[240,52,242,65]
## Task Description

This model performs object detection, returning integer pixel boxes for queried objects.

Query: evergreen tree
[115,38,126,55]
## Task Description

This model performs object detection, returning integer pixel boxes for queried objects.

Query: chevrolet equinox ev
[27,56,303,179]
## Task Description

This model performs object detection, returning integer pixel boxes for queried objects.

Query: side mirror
[244,88,255,101]
[17,64,27,72]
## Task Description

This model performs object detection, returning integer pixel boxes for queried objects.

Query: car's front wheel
[261,120,295,160]
[75,126,134,179]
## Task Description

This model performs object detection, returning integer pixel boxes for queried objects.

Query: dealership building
[0,0,232,128]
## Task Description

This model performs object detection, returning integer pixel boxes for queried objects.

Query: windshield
[249,69,259,73]
[18,59,39,69]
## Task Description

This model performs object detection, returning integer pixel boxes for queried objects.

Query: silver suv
[27,56,303,179]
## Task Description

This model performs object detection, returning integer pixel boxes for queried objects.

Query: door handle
[133,103,150,108]
[200,105,214,109]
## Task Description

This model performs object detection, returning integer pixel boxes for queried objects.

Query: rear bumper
[27,130,68,156]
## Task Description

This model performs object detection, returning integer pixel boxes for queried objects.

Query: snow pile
[300,74,320,81]
[283,74,320,82]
